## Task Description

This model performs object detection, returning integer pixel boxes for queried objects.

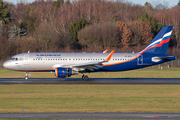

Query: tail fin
[140,26,173,55]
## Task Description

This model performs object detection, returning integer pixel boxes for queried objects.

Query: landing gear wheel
[25,76,28,80]
[25,71,29,80]
[82,75,84,79]
[82,75,89,81]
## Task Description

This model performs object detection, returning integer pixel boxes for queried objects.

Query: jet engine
[55,67,78,78]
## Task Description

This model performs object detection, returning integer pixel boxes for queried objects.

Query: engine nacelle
[55,67,72,78]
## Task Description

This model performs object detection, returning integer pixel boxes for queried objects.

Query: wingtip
[103,49,108,53]
[106,50,114,61]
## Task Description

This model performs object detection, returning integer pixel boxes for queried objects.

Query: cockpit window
[10,58,18,61]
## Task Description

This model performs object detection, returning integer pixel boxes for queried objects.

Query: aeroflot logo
[36,54,61,56]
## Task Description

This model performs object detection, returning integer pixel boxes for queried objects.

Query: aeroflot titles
[36,54,61,56]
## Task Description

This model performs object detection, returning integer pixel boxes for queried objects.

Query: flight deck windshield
[10,58,18,61]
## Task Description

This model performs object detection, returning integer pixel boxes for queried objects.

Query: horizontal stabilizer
[152,56,175,62]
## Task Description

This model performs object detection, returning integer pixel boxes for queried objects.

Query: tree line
[0,0,180,64]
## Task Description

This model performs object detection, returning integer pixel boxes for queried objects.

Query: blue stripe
[162,35,170,40]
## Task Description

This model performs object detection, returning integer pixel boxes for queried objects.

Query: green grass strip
[0,85,180,113]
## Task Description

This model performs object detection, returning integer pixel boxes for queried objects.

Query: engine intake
[55,67,72,78]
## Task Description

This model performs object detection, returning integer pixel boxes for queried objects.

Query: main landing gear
[82,74,89,81]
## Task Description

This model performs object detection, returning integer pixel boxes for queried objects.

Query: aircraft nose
[3,61,11,69]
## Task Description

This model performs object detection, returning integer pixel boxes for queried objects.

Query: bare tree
[78,22,120,49]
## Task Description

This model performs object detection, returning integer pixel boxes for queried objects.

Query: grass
[0,67,180,78]
[0,67,180,113]
[0,85,180,113]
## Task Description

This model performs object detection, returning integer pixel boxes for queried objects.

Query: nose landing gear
[25,72,31,80]
[25,76,28,80]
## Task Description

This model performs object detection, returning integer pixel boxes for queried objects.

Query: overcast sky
[3,0,179,8]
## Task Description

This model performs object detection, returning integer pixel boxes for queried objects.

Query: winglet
[103,49,108,53]
[106,50,114,61]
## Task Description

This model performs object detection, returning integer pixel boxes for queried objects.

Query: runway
[0,113,180,119]
[0,78,180,84]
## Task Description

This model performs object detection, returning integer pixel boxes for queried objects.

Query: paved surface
[0,78,180,84]
[0,113,180,119]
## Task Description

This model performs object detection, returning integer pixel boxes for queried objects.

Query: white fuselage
[3,52,138,71]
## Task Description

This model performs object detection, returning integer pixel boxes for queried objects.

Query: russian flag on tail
[140,26,173,55]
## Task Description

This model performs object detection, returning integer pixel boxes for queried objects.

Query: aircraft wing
[72,50,114,71]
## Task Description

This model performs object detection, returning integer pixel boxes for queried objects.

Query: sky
[3,0,179,8]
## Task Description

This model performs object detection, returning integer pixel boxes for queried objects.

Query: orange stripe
[16,69,55,72]
[103,55,140,66]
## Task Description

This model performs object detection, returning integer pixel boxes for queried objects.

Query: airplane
[3,26,175,80]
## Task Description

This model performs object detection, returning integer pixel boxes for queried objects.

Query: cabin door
[24,55,29,65]
[137,55,143,65]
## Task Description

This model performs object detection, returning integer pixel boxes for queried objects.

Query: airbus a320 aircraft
[3,26,175,80]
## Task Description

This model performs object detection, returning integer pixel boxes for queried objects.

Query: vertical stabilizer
[140,26,173,55]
